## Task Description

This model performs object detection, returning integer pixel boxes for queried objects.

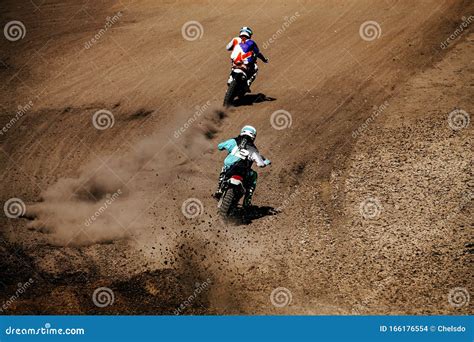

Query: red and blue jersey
[226,37,261,64]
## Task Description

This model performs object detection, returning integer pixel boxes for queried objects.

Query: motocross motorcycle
[217,165,249,218]
[223,61,251,107]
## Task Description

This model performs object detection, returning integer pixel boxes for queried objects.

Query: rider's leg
[243,170,258,207]
[247,64,258,88]
[213,166,227,198]
[228,60,235,85]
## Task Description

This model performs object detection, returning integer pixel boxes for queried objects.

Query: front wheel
[223,80,238,107]
[218,188,235,217]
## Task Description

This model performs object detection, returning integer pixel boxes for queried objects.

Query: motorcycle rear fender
[228,175,245,189]
[229,178,243,186]
[231,68,247,79]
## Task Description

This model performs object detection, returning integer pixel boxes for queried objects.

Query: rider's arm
[250,150,269,167]
[251,41,268,62]
[226,38,238,51]
[218,138,237,152]
[256,52,268,62]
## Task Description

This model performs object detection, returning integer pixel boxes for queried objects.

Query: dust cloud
[26,107,226,246]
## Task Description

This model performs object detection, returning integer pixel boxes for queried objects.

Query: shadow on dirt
[234,93,276,107]
[230,205,278,224]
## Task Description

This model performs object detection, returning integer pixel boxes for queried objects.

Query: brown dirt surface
[0,0,472,315]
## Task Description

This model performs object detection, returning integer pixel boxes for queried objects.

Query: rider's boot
[243,170,257,207]
[243,188,254,208]
[246,80,252,93]
[247,74,256,88]
[213,170,226,199]
[246,65,258,92]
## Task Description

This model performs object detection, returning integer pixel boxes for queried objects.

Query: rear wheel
[223,80,238,107]
[218,188,235,217]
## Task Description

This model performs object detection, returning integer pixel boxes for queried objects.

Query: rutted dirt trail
[0,0,472,314]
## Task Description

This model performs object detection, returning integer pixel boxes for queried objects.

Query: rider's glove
[263,57,269,63]
[264,159,271,166]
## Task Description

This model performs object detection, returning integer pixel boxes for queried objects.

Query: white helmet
[240,125,257,140]
[239,26,253,38]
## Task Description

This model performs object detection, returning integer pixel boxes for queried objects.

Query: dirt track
[0,0,472,314]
